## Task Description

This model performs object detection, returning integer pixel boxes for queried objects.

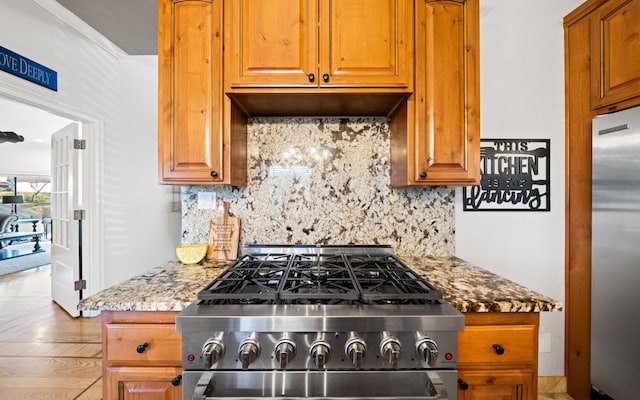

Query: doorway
[0,86,104,317]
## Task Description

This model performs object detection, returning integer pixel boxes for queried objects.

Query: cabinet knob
[210,170,218,178]
[136,342,148,353]
[458,378,469,390]
[308,73,315,82]
[492,344,505,355]
[419,171,427,179]
[171,375,182,387]
[322,73,330,82]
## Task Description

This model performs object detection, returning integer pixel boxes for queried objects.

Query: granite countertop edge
[78,256,563,313]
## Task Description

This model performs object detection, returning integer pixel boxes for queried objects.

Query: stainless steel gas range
[177,245,464,400]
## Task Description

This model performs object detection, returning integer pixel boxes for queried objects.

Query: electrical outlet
[197,192,216,210]
[539,333,552,353]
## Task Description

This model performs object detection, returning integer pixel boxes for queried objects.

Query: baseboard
[590,387,614,400]
[539,376,567,393]
[81,310,100,318]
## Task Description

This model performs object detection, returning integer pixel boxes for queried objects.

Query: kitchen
[0,0,637,399]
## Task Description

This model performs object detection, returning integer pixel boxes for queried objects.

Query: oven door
[183,370,457,400]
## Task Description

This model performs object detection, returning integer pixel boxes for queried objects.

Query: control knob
[274,338,296,369]
[238,338,260,370]
[416,337,439,367]
[380,336,402,368]
[310,340,331,369]
[202,338,224,369]
[345,335,366,368]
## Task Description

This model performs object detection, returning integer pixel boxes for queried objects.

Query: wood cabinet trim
[564,0,640,396]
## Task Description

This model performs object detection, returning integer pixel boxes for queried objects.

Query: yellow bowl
[176,244,208,265]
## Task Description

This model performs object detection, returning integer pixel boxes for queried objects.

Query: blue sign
[0,45,57,91]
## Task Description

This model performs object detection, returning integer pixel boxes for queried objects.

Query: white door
[50,122,84,317]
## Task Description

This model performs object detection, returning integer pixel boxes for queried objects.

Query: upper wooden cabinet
[224,0,412,89]
[157,0,479,186]
[158,0,247,185]
[590,0,640,109]
[391,0,480,186]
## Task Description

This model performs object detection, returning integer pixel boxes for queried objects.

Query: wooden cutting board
[207,202,240,260]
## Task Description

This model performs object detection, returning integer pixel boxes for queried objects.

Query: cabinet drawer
[105,323,181,363]
[458,325,536,365]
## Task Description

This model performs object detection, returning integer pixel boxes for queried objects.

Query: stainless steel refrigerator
[591,105,640,399]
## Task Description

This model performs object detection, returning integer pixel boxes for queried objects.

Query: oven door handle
[192,371,214,400]
[427,371,450,400]
[186,370,454,400]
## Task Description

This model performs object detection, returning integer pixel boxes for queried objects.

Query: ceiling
[55,0,158,55]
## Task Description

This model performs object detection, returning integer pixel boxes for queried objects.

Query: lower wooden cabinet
[457,369,534,400]
[458,313,539,400]
[106,366,183,400]
[102,311,181,400]
[99,310,539,400]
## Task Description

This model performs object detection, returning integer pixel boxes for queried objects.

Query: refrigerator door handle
[598,123,629,135]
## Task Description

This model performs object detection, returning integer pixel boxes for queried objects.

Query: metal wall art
[463,139,550,211]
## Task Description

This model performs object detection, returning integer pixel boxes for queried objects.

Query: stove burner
[347,254,442,301]
[198,254,289,302]
[197,246,443,304]
[279,254,360,301]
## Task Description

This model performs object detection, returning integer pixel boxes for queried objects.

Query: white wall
[455,0,584,376]
[102,55,181,287]
[0,0,180,290]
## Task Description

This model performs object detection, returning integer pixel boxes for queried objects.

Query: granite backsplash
[181,117,455,258]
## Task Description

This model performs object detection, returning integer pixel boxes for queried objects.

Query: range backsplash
[181,117,455,257]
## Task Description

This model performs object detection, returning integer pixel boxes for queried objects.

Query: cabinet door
[318,0,412,88]
[591,0,640,109]
[225,0,318,87]
[158,0,224,183]
[457,369,533,400]
[106,367,182,400]
[413,0,480,185]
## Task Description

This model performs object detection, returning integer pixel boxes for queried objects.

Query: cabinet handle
[492,344,505,355]
[322,73,330,82]
[458,378,469,390]
[136,342,148,353]
[171,374,182,387]
[419,171,427,179]
[308,73,315,82]
[210,170,218,178]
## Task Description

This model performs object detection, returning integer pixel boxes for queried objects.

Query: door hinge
[74,279,87,291]
[73,139,86,150]
[74,210,86,220]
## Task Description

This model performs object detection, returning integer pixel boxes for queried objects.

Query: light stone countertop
[78,257,562,313]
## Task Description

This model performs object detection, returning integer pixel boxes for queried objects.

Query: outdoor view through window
[0,175,51,234]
